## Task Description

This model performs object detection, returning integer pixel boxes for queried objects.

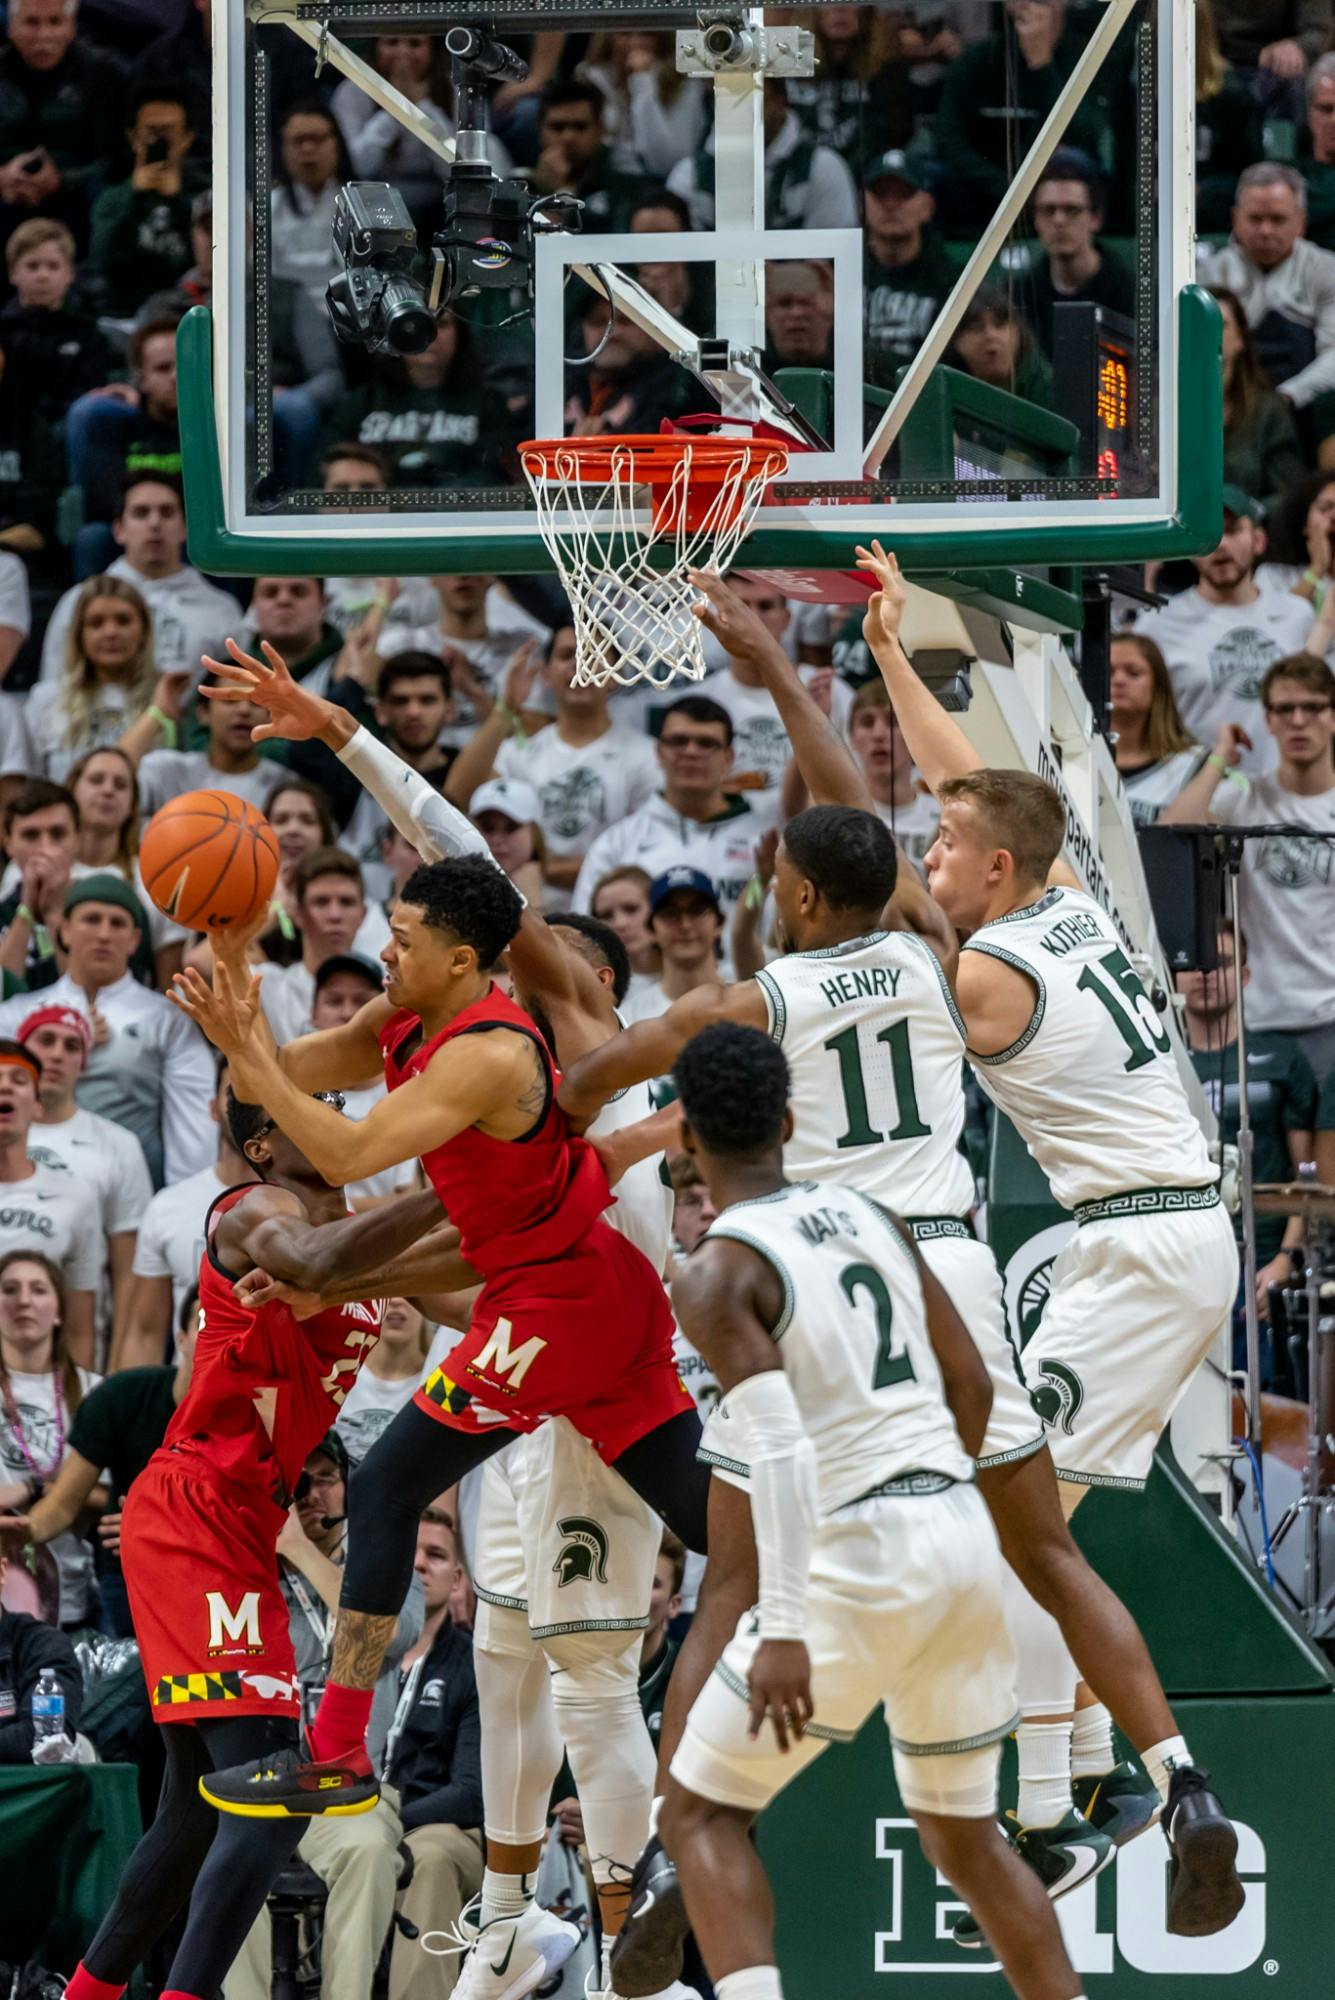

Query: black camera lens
[380,279,439,355]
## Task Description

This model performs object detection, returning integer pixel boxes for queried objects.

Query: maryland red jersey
[379,984,610,1278]
[160,1184,385,1504]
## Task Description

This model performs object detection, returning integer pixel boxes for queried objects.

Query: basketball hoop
[519,427,788,688]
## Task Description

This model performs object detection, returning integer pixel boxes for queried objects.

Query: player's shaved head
[782,805,897,913]
[676,1022,791,1158]
[546,911,631,1004]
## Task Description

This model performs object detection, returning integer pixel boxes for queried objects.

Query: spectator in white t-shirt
[39,477,239,691]
[25,575,194,783]
[1108,632,1209,826]
[1134,487,1326,774]
[335,1297,433,1466]
[17,1003,153,1360]
[468,777,547,908]
[0,875,215,1188]
[0,550,29,688]
[842,679,940,863]
[0,1043,100,1369]
[571,694,779,967]
[258,848,385,1045]
[621,867,725,1035]
[340,653,464,892]
[377,574,547,741]
[318,444,438,638]
[448,626,660,910]
[137,669,280,819]
[119,1055,247,1370]
[1164,650,1335,1081]
[0,1250,100,1625]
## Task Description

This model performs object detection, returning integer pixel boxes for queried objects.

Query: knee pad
[545,1631,654,1885]
[893,1742,1000,1820]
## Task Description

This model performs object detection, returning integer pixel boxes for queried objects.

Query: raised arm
[689,569,873,811]
[855,543,984,795]
[558,979,766,1123]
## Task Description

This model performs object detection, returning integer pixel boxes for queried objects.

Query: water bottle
[31,1667,65,1756]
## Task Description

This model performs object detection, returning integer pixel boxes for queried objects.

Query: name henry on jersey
[818,966,904,1008]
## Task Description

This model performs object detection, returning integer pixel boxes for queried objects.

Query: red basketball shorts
[121,1452,300,1725]
[415,1216,691,1463]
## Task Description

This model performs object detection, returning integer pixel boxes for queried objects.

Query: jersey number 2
[1076,948,1171,1072]
[839,1262,916,1391]
[824,1020,931,1148]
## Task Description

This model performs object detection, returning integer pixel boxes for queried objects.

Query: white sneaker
[456,1902,581,2000]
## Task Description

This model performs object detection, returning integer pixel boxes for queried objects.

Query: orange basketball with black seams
[140,790,280,931]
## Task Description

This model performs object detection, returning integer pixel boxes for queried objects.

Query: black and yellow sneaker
[199,1741,379,1818]
[608,1835,689,1997]
[1164,1765,1245,1937]
[952,1810,1114,1947]
[1073,1762,1162,1846]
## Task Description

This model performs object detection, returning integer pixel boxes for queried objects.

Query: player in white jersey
[659,1019,1092,2000]
[857,541,1243,1938]
[561,585,1241,1990]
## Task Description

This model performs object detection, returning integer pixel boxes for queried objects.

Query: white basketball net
[520,437,787,688]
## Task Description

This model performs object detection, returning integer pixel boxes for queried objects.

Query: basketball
[140,790,280,932]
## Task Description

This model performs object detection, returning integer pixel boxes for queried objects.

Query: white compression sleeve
[336,724,490,865]
[726,1369,818,1640]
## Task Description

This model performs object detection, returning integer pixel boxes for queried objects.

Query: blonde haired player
[855,539,1243,1940]
[660,1018,1091,2000]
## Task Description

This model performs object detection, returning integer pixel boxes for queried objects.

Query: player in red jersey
[59,1086,443,2000]
[171,814,705,1820]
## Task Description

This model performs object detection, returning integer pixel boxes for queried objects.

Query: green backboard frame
[178,285,1222,607]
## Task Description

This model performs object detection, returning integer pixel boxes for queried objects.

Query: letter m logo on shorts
[470,1316,547,1391]
[206,1590,262,1651]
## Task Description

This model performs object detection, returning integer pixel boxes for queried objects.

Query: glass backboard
[180,0,1220,594]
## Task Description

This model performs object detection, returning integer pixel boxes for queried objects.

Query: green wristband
[147,704,178,749]
[14,903,34,927]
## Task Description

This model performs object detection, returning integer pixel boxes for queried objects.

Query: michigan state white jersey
[706,1181,972,1513]
[589,1057,673,1275]
[963,886,1216,1210]
[753,931,975,1218]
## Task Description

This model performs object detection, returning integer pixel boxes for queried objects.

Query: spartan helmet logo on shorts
[552,1517,609,1588]
[1032,1360,1085,1438]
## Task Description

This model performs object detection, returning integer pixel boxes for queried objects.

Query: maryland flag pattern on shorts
[153,1670,245,1708]
[421,1368,472,1416]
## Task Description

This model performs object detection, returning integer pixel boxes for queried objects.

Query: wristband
[495,701,528,747]
[744,873,768,912]
[1206,752,1246,784]
[14,903,34,927]
[147,704,178,748]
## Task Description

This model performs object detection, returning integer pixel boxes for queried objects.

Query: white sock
[480,1865,534,1928]
[1142,1734,1192,1805]
[1017,1719,1074,1828]
[1071,1703,1116,1779]
[717,1970,782,2000]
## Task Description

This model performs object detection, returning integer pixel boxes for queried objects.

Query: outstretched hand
[169,955,262,1058]
[855,541,908,651]
[688,569,788,671]
[199,638,341,745]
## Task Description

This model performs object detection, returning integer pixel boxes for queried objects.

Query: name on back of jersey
[795,1200,864,1248]
[1038,910,1105,956]
[817,965,905,1009]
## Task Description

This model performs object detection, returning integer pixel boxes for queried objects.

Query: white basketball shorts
[472,1416,662,1643]
[671,1481,1017,1819]
[1022,1195,1239,1490]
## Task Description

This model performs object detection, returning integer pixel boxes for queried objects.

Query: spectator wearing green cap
[0,874,214,1188]
[1133,487,1334,777]
[862,150,957,390]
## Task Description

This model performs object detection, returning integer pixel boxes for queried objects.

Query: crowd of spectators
[0,1,1331,1993]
